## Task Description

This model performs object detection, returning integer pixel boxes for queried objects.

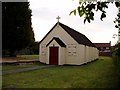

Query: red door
[49,47,58,65]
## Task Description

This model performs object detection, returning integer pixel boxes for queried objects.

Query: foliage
[2,2,35,56]
[112,43,120,65]
[2,50,10,56]
[112,43,120,85]
[112,47,120,68]
[2,57,119,88]
[29,42,39,54]
[70,1,120,28]
[17,42,39,55]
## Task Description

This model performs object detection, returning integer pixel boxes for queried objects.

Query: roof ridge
[39,22,96,47]
[59,22,85,36]
[39,23,58,44]
[59,22,96,47]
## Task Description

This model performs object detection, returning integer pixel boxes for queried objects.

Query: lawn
[17,55,39,59]
[2,54,43,71]
[2,56,119,88]
[2,62,46,71]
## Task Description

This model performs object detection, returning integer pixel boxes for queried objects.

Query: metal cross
[56,16,61,22]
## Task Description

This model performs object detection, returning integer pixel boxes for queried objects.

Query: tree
[2,2,35,56]
[70,1,120,28]
[29,42,39,54]
[16,42,39,55]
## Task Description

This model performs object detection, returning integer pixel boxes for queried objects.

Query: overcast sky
[28,0,118,46]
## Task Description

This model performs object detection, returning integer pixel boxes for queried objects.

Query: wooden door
[49,47,59,65]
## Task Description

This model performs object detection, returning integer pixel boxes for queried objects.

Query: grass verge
[2,62,46,71]
[2,56,119,88]
[17,55,39,60]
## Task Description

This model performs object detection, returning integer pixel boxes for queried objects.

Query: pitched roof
[39,22,96,47]
[46,37,66,47]
[59,23,96,47]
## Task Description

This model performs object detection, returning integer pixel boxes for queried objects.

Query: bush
[112,43,120,85]
[112,44,120,66]
[16,48,34,55]
[2,49,10,57]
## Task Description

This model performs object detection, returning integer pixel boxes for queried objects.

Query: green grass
[2,56,119,88]
[2,64,35,71]
[17,55,39,59]
[2,62,46,71]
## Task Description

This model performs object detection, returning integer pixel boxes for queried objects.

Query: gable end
[39,23,58,44]
[39,22,96,47]
[46,37,66,47]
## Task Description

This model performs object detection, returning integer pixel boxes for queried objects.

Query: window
[67,44,77,56]
[106,47,110,50]
[41,44,47,56]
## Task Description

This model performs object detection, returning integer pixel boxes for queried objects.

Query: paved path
[2,65,55,74]
[1,59,39,64]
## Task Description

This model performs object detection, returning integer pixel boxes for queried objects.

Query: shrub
[112,43,120,85]
[2,49,10,57]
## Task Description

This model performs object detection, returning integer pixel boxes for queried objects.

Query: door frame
[49,47,59,65]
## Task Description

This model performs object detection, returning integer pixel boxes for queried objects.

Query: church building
[39,19,99,65]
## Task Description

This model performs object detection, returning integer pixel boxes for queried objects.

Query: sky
[28,0,118,46]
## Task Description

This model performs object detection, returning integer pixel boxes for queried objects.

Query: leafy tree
[70,1,120,85]
[2,2,35,56]
[70,1,120,28]
[29,42,39,54]
[16,42,39,55]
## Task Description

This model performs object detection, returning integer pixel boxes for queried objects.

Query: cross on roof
[56,16,61,22]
